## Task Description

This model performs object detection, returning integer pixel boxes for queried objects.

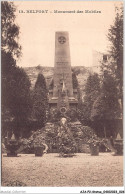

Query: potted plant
[87,135,101,156]
[19,131,48,156]
[33,141,46,156]
[59,143,76,157]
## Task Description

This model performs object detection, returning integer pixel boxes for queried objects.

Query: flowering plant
[57,124,77,156]
[19,129,48,153]
[87,135,103,147]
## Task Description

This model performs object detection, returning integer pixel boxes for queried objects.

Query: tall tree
[9,67,32,121]
[32,73,48,126]
[72,71,78,89]
[2,52,32,136]
[1,1,22,114]
[1,1,21,58]
[91,71,121,137]
[91,71,120,121]
[78,73,100,123]
[107,5,123,107]
[1,2,31,137]
[72,70,81,101]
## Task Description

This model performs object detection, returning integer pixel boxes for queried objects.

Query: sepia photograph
[1,0,124,192]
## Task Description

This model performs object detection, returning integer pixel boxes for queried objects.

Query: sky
[14,1,122,68]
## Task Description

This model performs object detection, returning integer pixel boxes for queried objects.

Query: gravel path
[2,153,123,187]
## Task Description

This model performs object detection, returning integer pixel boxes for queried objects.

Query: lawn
[2,153,123,187]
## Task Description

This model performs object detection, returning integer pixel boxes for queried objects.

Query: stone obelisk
[49,31,78,111]
[53,31,73,97]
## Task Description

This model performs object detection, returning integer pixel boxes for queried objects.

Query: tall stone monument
[49,31,78,113]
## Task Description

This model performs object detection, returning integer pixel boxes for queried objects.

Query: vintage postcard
[1,0,124,193]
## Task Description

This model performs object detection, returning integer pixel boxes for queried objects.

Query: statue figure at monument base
[57,118,77,157]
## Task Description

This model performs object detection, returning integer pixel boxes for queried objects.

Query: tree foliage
[72,71,78,89]
[72,70,81,101]
[91,71,121,121]
[32,73,48,126]
[108,5,123,105]
[49,79,54,90]
[1,2,32,137]
[57,122,77,156]
[1,1,21,58]
[10,68,31,120]
[1,50,16,76]
[2,52,32,120]
[78,73,101,122]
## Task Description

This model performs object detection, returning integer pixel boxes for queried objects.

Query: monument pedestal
[114,133,123,155]
[5,134,20,157]
[114,140,123,155]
